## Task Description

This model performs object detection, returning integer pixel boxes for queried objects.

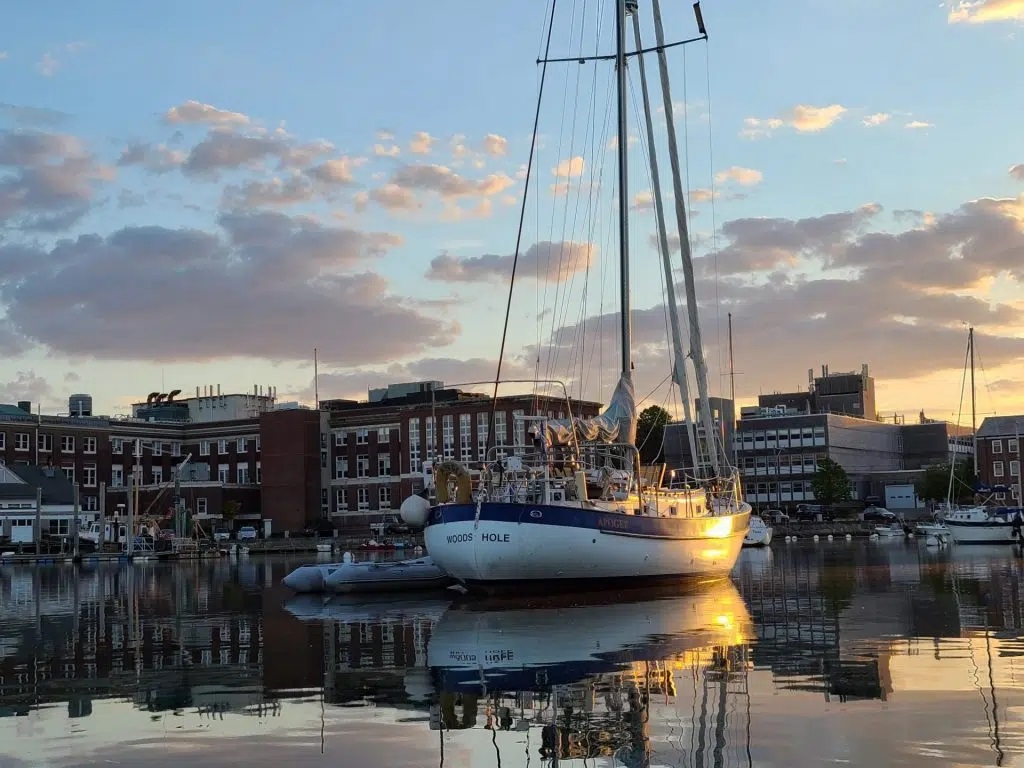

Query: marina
[3,542,1024,767]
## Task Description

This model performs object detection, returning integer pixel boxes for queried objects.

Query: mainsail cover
[541,373,637,448]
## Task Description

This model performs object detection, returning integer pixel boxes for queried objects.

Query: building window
[513,410,526,455]
[15,432,29,451]
[255,462,261,484]
[83,463,97,487]
[196,498,208,516]
[150,441,162,456]
[442,415,455,460]
[255,435,261,452]
[335,431,347,447]
[237,463,250,484]
[48,519,70,536]
[0,433,5,450]
[425,417,436,461]
[200,440,210,456]
[335,457,348,479]
[409,418,421,473]
[62,464,75,484]
[494,411,507,455]
[477,412,489,460]
[61,436,75,453]
[335,487,348,512]
[993,440,1003,454]
[357,487,369,509]
[111,437,123,453]
[37,433,52,452]
[171,441,181,457]
[217,439,228,454]
[356,429,369,445]
[378,455,391,477]
[994,461,1005,477]
[237,438,247,452]
[81,436,96,454]
[379,486,392,508]
[216,464,229,483]
[321,450,328,469]
[321,488,329,514]
[357,456,369,478]
[152,466,163,484]
[1011,460,1020,478]
[112,466,124,487]
[1009,439,1019,454]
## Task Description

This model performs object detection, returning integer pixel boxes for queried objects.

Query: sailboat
[400,0,751,590]
[943,327,1024,544]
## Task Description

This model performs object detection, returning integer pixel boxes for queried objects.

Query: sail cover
[541,373,637,448]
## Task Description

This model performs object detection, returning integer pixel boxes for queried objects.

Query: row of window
[106,462,261,487]
[332,486,392,512]
[334,455,390,480]
[744,480,815,497]
[992,460,1021,478]
[333,427,392,447]
[0,433,261,457]
[740,452,827,471]
[737,426,826,445]
[990,439,1020,455]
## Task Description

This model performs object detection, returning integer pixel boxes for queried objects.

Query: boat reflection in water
[427,579,754,767]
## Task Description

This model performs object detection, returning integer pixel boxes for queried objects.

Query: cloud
[409,132,434,154]
[164,100,250,127]
[426,240,593,283]
[36,53,59,76]
[383,163,514,202]
[948,0,1024,23]
[552,156,585,177]
[741,104,847,138]
[373,143,400,157]
[220,174,316,208]
[632,190,654,210]
[117,189,146,209]
[481,134,508,156]
[862,112,891,127]
[117,142,185,174]
[0,51,8,61]
[0,128,114,231]
[0,103,71,127]
[0,212,458,365]
[1011,164,1024,181]
[714,166,763,186]
[368,183,421,212]
[0,371,54,406]
[905,120,934,129]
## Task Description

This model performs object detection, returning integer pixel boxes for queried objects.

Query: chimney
[217,384,221,397]
[17,400,31,414]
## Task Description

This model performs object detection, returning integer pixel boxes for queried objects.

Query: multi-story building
[732,406,970,511]
[663,397,735,476]
[323,382,601,528]
[975,415,1024,504]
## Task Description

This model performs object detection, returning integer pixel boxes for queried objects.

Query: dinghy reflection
[427,581,754,767]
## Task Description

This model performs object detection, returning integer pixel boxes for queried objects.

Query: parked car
[794,504,836,522]
[237,526,257,541]
[762,509,789,525]
[212,528,231,542]
[862,507,897,523]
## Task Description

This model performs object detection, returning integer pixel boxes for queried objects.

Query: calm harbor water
[2,544,1024,767]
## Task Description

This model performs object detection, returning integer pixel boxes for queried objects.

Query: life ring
[434,460,473,504]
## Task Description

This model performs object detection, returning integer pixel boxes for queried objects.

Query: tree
[636,405,671,464]
[811,457,852,506]
[221,500,241,524]
[916,458,975,504]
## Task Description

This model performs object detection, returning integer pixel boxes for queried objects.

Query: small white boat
[915,521,950,538]
[743,516,772,547]
[316,542,334,553]
[874,523,906,538]
[324,556,453,594]
[282,562,343,593]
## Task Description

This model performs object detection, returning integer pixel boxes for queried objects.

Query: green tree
[811,457,852,506]
[916,459,975,504]
[221,499,241,524]
[636,405,671,464]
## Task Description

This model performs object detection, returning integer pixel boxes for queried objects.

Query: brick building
[974,415,1024,503]
[0,381,603,535]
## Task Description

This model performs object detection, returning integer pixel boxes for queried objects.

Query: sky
[0,0,1023,424]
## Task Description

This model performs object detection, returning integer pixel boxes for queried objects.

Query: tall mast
[615,0,632,381]
[728,312,737,467]
[970,326,977,480]
[629,6,700,473]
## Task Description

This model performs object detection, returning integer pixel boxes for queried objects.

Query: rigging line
[705,40,725,411]
[491,0,560,446]
[949,332,971,503]
[546,0,588,386]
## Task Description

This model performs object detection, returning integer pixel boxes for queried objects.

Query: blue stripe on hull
[427,502,749,540]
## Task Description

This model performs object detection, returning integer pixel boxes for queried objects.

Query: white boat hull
[946,521,1022,544]
[743,517,772,547]
[423,502,749,589]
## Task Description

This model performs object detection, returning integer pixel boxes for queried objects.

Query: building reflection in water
[3,546,1024,766]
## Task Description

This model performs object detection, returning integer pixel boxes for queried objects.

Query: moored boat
[743,516,772,547]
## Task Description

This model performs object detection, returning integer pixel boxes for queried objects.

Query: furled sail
[541,373,637,448]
